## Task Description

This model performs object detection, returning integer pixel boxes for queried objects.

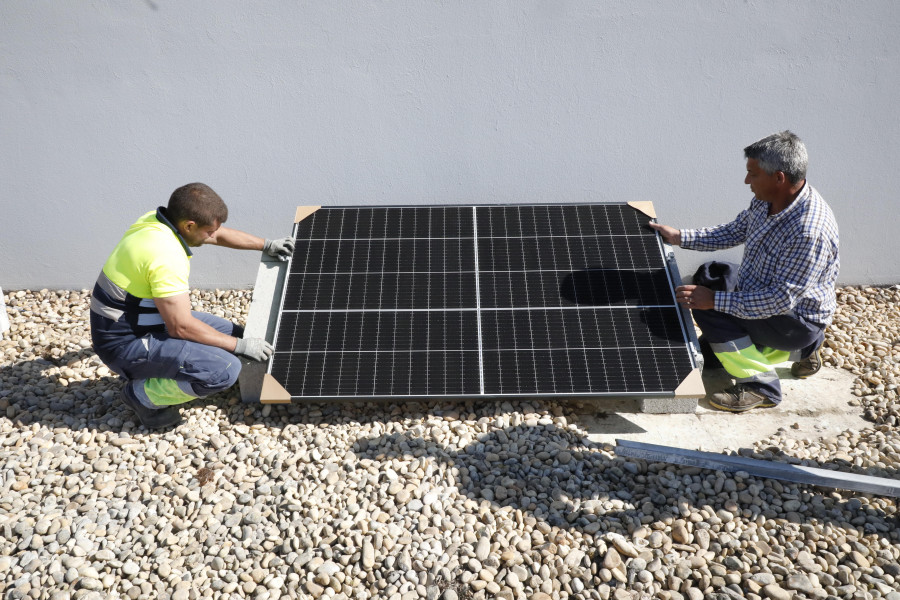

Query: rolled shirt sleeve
[680,205,752,252]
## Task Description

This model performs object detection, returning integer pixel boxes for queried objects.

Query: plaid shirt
[680,184,839,325]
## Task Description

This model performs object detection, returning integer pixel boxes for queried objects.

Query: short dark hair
[167,183,228,227]
[744,131,808,184]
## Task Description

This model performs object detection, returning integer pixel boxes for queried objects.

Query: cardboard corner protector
[294,205,321,223]
[627,201,657,220]
[260,373,292,404]
[674,367,705,398]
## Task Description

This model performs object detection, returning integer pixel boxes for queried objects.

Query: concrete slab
[572,364,866,452]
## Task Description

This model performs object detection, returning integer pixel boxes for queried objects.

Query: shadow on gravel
[1,347,387,434]
[220,398,900,538]
[0,348,132,432]
[6,347,899,546]
[353,423,900,542]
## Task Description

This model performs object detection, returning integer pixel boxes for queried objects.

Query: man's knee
[218,356,242,390]
[692,309,742,341]
[174,344,242,397]
[192,351,241,396]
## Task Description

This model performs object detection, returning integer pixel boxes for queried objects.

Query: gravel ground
[1,286,899,600]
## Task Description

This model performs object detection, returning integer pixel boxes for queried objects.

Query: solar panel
[267,203,699,401]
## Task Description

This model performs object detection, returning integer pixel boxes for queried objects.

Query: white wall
[2,1,898,289]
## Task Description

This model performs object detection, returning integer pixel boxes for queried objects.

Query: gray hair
[743,131,808,184]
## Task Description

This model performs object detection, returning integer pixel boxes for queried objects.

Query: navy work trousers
[692,262,824,403]
[99,312,243,404]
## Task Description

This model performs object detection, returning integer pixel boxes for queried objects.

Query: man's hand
[648,222,681,246]
[234,337,275,361]
[675,285,714,310]
[263,237,295,261]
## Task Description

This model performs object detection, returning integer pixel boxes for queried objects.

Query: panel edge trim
[627,201,657,219]
[294,206,322,223]
[261,373,292,404]
[674,367,706,398]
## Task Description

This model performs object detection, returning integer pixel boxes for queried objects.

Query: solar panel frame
[268,203,699,401]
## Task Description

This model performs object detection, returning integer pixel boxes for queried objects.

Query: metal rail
[615,439,900,498]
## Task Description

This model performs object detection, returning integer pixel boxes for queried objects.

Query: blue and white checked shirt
[680,184,840,325]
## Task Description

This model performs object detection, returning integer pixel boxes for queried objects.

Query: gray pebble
[2,286,899,600]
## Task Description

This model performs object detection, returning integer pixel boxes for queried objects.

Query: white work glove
[263,237,295,261]
[234,337,274,361]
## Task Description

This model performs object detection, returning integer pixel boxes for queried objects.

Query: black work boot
[120,385,181,429]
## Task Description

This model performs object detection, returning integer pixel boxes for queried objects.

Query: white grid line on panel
[279,305,677,313]
[316,209,348,396]
[295,233,645,241]
[560,205,593,391]
[472,206,485,395]
[274,344,680,354]
[388,209,404,395]
[409,208,421,395]
[532,206,560,392]
[334,209,360,394]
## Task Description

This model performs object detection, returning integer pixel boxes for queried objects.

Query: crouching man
[650,131,839,412]
[90,183,294,428]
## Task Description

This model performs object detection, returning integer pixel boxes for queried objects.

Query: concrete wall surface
[2,1,898,289]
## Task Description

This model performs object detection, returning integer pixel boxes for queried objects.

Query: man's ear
[775,171,787,186]
[176,220,197,236]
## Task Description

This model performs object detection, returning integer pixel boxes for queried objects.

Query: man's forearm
[206,226,265,250]
[169,315,238,351]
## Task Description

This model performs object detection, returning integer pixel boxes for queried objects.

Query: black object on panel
[269,204,695,399]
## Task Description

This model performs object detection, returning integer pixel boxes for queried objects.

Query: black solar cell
[269,203,696,399]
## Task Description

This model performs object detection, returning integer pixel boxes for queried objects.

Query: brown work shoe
[791,346,822,379]
[708,384,777,413]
